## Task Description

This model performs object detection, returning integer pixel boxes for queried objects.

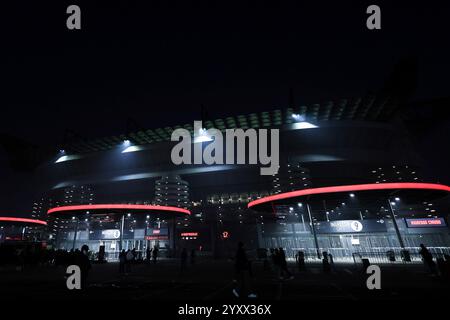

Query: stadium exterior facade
[30,95,450,261]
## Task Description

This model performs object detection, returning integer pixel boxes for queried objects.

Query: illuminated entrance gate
[47,204,191,259]
[250,183,450,262]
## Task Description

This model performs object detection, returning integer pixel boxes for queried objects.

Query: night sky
[0,1,449,215]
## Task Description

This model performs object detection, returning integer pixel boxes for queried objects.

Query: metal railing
[352,247,450,265]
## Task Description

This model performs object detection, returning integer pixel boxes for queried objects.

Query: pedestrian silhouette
[233,242,257,298]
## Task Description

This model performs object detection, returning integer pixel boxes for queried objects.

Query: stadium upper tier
[64,94,398,154]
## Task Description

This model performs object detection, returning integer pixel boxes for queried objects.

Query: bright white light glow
[292,114,305,122]
[194,135,213,143]
[121,145,143,153]
[194,128,213,143]
[292,122,318,130]
[55,154,81,163]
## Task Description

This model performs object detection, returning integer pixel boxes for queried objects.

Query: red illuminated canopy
[47,204,191,216]
[0,217,47,226]
[248,182,450,209]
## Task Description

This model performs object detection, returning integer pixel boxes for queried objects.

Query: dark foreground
[0,259,448,301]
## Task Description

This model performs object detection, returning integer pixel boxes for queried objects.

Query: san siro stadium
[25,93,450,263]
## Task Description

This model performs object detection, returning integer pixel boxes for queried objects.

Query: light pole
[387,198,405,250]
[72,217,79,250]
[306,202,321,260]
[119,214,125,251]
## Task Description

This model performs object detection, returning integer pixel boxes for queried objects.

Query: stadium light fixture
[55,154,81,163]
[194,127,213,143]
[122,145,143,153]
[291,114,318,129]
[293,122,318,129]
[292,114,304,122]
[55,155,69,163]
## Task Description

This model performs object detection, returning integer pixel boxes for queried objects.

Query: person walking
[146,247,152,264]
[233,242,257,298]
[322,251,331,273]
[125,249,134,274]
[119,249,126,274]
[78,245,91,289]
[295,250,305,271]
[279,248,293,280]
[152,246,159,264]
[419,244,436,274]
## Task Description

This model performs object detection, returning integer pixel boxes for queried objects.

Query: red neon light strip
[248,183,450,208]
[47,204,191,215]
[0,217,47,226]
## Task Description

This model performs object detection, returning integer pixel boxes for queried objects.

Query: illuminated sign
[350,221,363,232]
[315,219,386,234]
[146,228,168,236]
[145,235,168,241]
[5,236,23,241]
[405,218,446,228]
[181,232,199,240]
[90,229,121,240]
[181,232,198,237]
[222,231,229,239]
[101,229,121,239]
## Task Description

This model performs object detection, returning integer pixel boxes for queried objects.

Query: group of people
[268,247,294,280]
[0,244,94,269]
[145,246,159,264]
[419,243,450,278]
[118,246,160,274]
[232,243,297,299]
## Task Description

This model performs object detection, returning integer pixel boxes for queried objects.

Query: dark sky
[0,1,449,215]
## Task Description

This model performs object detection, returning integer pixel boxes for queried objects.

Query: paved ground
[0,259,448,301]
